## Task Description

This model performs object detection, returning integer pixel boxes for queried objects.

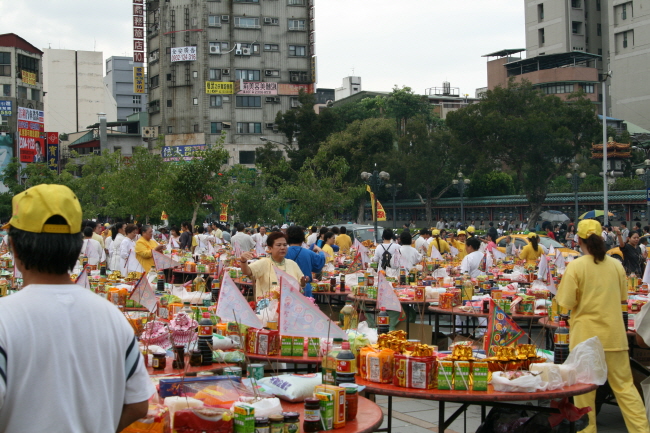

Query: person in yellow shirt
[450,230,468,260]
[519,233,543,264]
[135,225,164,271]
[335,226,353,254]
[427,229,450,257]
[322,232,336,264]
[557,219,649,433]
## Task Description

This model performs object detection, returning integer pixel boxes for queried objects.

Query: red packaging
[121,404,171,433]
[246,328,279,356]
[173,407,233,433]
[414,287,425,302]
[393,354,437,389]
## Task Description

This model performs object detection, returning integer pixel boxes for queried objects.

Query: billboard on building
[206,82,234,94]
[21,71,36,85]
[0,101,11,116]
[236,81,278,95]
[46,132,59,172]
[171,46,197,62]
[133,66,145,94]
[162,145,206,162]
[278,84,314,95]
[17,107,44,163]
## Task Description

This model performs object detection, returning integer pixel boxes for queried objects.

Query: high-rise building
[104,56,148,122]
[145,0,315,166]
[524,0,650,129]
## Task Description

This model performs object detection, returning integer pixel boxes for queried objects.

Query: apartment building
[145,0,315,166]
[104,56,149,121]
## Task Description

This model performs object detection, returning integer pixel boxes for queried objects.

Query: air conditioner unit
[291,99,300,108]
[150,52,158,61]
[209,45,220,54]
[242,48,252,56]
[265,123,275,129]
[265,70,273,76]
[222,122,231,129]
[265,97,279,103]
[141,126,159,138]
[235,49,243,55]
[290,76,300,82]
[222,68,230,75]
[264,17,273,24]
[221,15,230,22]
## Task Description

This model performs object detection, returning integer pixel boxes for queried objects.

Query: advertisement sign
[162,145,206,162]
[133,67,145,94]
[236,81,278,95]
[205,81,234,94]
[0,101,11,116]
[0,134,13,193]
[21,71,36,85]
[133,0,144,64]
[171,46,197,62]
[278,83,314,95]
[46,132,59,172]
[17,107,44,163]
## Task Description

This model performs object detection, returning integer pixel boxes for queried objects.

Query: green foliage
[467,171,515,197]
[225,165,283,224]
[384,86,433,135]
[611,177,644,191]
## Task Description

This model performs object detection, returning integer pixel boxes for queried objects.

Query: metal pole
[460,186,464,226]
[575,187,579,222]
[392,189,397,230]
[602,78,609,226]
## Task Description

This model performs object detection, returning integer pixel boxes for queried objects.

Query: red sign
[134,52,144,62]
[134,40,144,51]
[133,16,144,27]
[134,28,144,39]
[133,4,143,15]
[18,107,44,163]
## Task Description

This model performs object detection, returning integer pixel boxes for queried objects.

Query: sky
[0,0,525,97]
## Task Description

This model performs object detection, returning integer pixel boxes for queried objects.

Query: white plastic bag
[231,398,282,418]
[491,371,547,393]
[255,373,322,402]
[357,321,378,344]
[530,363,564,390]
[256,299,279,327]
[563,336,608,385]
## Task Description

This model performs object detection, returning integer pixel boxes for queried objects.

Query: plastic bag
[212,334,236,351]
[562,336,607,385]
[213,349,246,363]
[230,398,282,418]
[357,321,378,344]
[255,373,322,402]
[529,363,564,390]
[491,371,547,393]
[256,299,278,327]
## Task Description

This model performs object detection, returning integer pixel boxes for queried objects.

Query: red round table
[246,349,322,374]
[348,294,436,335]
[146,356,236,376]
[281,396,382,433]
[356,377,597,433]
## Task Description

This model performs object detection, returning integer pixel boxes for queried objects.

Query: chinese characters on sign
[162,145,207,162]
[133,67,145,94]
[170,46,197,62]
[205,81,234,94]
[46,132,59,172]
[21,71,36,85]
[17,107,45,163]
[133,0,144,63]
[278,83,314,95]
[236,81,278,95]
[0,101,12,116]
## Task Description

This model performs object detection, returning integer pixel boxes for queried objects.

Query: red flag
[484,298,525,355]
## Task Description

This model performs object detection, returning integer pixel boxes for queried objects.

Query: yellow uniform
[427,238,450,256]
[335,234,353,254]
[557,255,648,433]
[248,257,303,298]
[135,237,159,271]
[519,244,543,264]
[450,239,467,260]
[322,244,335,263]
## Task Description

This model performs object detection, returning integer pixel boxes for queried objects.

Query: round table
[147,357,236,376]
[538,316,636,350]
[281,396,382,433]
[246,349,322,374]
[348,294,436,335]
[356,377,597,433]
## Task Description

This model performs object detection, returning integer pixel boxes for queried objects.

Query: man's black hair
[10,216,82,275]
[339,226,347,235]
[399,230,412,245]
[382,228,394,241]
[85,220,97,230]
[83,227,93,238]
[466,237,481,251]
[287,226,305,244]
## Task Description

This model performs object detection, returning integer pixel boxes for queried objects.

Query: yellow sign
[206,81,234,94]
[366,185,387,221]
[21,70,36,85]
[133,67,145,94]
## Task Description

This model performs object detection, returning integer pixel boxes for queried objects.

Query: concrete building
[42,49,117,134]
[145,0,315,166]
[524,0,650,129]
[104,56,148,122]
[334,76,362,101]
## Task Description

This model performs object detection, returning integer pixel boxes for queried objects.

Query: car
[328,224,384,243]
[607,234,650,262]
[496,234,580,258]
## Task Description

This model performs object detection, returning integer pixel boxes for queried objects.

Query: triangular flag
[546,259,557,295]
[278,270,348,339]
[356,241,370,267]
[643,259,650,285]
[232,242,242,258]
[485,251,494,270]
[130,275,158,313]
[126,249,144,273]
[377,272,402,312]
[216,274,263,328]
[345,253,363,274]
[207,240,216,256]
[484,298,525,355]
[450,246,459,257]
[492,248,506,261]
[152,249,180,270]
[549,245,556,256]
[353,238,362,250]
[537,254,549,281]
[75,267,91,290]
[554,253,566,273]
[555,248,562,258]
[429,244,443,260]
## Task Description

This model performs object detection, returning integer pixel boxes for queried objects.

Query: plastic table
[281,396,382,433]
[348,294,436,335]
[356,377,598,433]
[246,349,322,373]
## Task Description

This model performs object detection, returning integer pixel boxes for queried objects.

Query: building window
[537,4,544,21]
[572,21,582,34]
[168,126,173,133]
[210,95,223,107]
[288,0,305,4]
[167,99,173,107]
[598,48,603,55]
[583,84,595,93]
[17,54,39,81]
[209,69,221,80]
[237,122,262,134]
[211,122,223,133]
[264,44,279,51]
[289,45,307,56]
[238,43,260,53]
[596,0,601,11]
[132,107,141,113]
[149,100,160,113]
[597,23,601,36]
[265,69,280,77]
[2,84,10,97]
[264,17,279,25]
[150,75,160,88]
[239,151,256,164]
[623,31,628,48]
[539,28,545,45]
[106,59,112,72]
[622,4,627,20]
[289,70,309,83]
[236,96,261,107]
[288,19,306,31]
[133,95,141,104]
[234,17,261,28]
[30,89,39,102]
[194,124,200,132]
[290,97,300,108]
[193,98,199,105]
[0,52,11,77]
[209,42,229,54]
[235,69,261,81]
[167,73,172,81]
[17,86,27,99]
[571,0,581,8]
[208,15,221,26]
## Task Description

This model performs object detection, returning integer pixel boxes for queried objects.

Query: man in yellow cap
[450,230,468,259]
[0,185,153,432]
[557,219,649,433]
[427,229,450,257]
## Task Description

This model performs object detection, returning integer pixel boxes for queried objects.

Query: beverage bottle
[340,273,346,292]
[157,271,165,292]
[211,274,220,302]
[181,301,193,317]
[321,338,343,385]
[198,312,214,365]
[553,320,570,364]
[399,268,407,285]
[193,273,206,292]
[335,341,357,386]
[339,301,358,330]
[377,307,390,335]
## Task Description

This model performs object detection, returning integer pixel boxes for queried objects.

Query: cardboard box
[315,392,334,431]
[281,336,293,356]
[472,361,489,391]
[393,354,436,389]
[437,361,454,390]
[308,337,320,357]
[233,403,255,433]
[454,361,471,391]
[292,336,304,356]
[246,328,279,356]
[314,385,345,429]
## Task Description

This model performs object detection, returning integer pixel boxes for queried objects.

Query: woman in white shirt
[108,222,126,271]
[460,237,486,278]
[392,231,422,269]
[168,227,181,249]
[119,224,139,274]
[193,226,213,256]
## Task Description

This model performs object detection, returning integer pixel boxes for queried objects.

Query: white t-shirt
[306,233,319,246]
[231,232,255,252]
[0,284,155,432]
[460,251,486,278]
[251,233,268,250]
[393,245,423,269]
[372,242,399,271]
[80,238,106,266]
[414,237,429,255]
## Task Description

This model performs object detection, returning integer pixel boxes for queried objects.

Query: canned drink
[223,366,242,377]
[247,363,265,381]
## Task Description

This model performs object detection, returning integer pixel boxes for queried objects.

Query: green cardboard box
[292,336,304,356]
[307,337,320,357]
[315,392,334,431]
[281,336,293,356]
[233,403,255,433]
[472,361,489,391]
[454,361,470,391]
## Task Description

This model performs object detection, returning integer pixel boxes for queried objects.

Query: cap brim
[1,223,9,231]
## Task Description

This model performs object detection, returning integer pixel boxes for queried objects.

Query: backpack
[380,244,393,269]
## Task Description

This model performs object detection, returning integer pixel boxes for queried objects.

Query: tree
[467,172,515,197]
[384,86,433,136]
[446,80,601,226]
[226,165,283,224]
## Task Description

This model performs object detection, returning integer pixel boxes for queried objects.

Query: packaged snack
[233,403,255,433]
[281,336,293,356]
[454,361,471,391]
[246,328,279,356]
[174,407,233,433]
[366,348,395,384]
[255,373,322,402]
[437,361,454,390]
[472,361,489,391]
[121,404,171,433]
[314,385,345,429]
[358,346,376,379]
[393,354,437,389]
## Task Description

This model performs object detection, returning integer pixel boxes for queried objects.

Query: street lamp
[452,172,471,226]
[361,170,390,242]
[636,159,650,222]
[385,182,402,229]
[566,164,586,220]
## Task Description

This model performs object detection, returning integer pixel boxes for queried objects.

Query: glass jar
[269,414,284,433]
[255,417,270,433]
[303,398,321,432]
[152,353,166,370]
[340,383,359,421]
[283,412,299,433]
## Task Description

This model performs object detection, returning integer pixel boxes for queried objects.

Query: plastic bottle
[339,301,358,330]
[399,268,407,285]
[193,273,206,292]
[148,266,158,285]
[211,274,220,302]
[181,301,193,317]
[198,312,213,365]
[553,320,570,364]
[335,341,357,386]
[339,273,346,292]
[377,307,390,335]
[321,338,343,385]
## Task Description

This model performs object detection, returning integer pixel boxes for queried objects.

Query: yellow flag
[366,185,387,222]
[161,211,168,220]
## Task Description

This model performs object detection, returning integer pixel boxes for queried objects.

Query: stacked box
[314,385,345,429]
[307,337,320,357]
[393,354,437,389]
[281,336,293,356]
[437,361,454,390]
[233,404,255,433]
[292,336,304,356]
[315,392,334,431]
[246,328,279,356]
[472,361,489,391]
[454,361,471,391]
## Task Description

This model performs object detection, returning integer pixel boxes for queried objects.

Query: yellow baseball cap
[527,232,538,239]
[432,229,440,236]
[467,226,475,233]
[457,230,466,236]
[3,184,82,234]
[578,219,602,239]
